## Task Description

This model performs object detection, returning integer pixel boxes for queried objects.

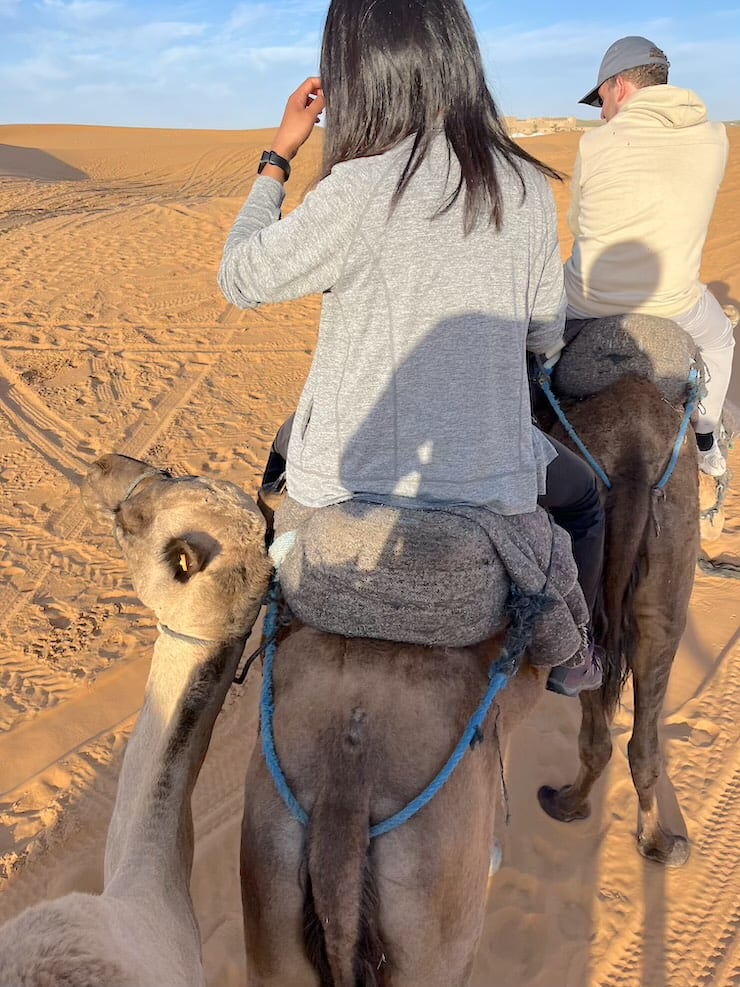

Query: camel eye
[162,537,205,582]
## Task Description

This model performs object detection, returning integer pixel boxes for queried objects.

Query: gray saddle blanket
[272,496,589,667]
[553,314,697,403]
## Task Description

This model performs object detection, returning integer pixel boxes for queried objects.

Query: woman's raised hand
[272,78,326,161]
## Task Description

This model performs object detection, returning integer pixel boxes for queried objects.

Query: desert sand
[0,122,738,987]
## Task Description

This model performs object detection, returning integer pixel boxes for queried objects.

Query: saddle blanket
[272,496,589,668]
[553,314,697,404]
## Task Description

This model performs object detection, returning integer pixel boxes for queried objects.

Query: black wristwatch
[257,150,291,180]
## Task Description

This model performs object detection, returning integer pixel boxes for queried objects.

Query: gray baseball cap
[579,36,670,107]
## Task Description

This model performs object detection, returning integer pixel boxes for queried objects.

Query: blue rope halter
[536,363,704,495]
[259,578,542,839]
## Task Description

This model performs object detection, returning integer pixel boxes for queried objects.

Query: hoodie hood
[621,84,708,129]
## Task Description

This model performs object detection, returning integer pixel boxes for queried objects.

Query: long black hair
[319,0,561,232]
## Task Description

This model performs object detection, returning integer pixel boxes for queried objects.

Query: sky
[1,0,739,129]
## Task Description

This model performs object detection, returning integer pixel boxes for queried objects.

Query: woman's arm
[218,164,367,308]
[218,75,368,309]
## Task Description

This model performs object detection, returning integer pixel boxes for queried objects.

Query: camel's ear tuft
[162,537,206,582]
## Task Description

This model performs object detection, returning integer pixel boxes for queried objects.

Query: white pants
[673,287,736,434]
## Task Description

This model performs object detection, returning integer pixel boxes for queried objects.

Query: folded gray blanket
[272,496,589,668]
[553,314,696,404]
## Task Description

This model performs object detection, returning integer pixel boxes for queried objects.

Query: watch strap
[258,150,291,180]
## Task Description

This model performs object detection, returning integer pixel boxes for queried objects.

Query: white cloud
[480,18,677,65]
[240,44,319,70]
[11,52,72,82]
[0,0,20,15]
[39,0,119,19]
[132,20,208,45]
[225,2,271,33]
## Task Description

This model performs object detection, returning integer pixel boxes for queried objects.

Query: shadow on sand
[0,145,89,182]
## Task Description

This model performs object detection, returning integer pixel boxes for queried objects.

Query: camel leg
[375,801,494,987]
[538,688,613,822]
[628,638,690,867]
[241,757,318,986]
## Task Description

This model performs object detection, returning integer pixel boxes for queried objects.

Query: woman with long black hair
[219,0,603,695]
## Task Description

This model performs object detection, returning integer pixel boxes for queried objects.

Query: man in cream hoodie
[565,36,734,476]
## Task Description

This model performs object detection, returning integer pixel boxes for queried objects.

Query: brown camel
[0,455,271,987]
[537,374,699,867]
[241,584,547,985]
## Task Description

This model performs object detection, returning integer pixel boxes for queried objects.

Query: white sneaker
[698,440,727,477]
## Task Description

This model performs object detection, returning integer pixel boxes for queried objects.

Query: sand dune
[0,123,738,987]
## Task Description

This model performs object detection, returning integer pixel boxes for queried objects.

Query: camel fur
[241,609,547,985]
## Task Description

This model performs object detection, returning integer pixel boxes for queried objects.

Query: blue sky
[1,0,738,129]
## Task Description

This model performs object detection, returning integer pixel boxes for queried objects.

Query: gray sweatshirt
[219,134,565,513]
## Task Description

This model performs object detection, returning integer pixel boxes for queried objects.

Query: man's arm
[527,184,566,358]
[567,149,583,237]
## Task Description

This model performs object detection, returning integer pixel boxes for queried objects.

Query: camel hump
[554,314,696,403]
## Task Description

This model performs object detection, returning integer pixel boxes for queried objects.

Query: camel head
[82,454,272,642]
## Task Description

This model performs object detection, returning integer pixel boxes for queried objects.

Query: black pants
[262,420,604,617]
[537,435,604,617]
[262,413,295,485]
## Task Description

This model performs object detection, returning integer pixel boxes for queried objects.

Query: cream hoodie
[564,85,728,318]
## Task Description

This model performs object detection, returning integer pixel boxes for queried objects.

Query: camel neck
[103,630,244,899]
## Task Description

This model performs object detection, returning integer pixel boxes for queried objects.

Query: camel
[537,375,699,866]
[240,568,548,982]
[0,454,271,987]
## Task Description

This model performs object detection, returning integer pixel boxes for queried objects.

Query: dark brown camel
[537,374,699,866]
[241,588,547,985]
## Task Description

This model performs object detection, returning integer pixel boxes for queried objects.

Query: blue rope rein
[535,366,613,490]
[653,366,702,491]
[368,663,509,838]
[260,576,309,827]
[260,579,546,839]
[537,363,705,496]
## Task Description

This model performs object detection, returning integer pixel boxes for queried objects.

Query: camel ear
[162,537,206,582]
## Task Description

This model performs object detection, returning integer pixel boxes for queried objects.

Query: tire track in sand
[598,770,740,987]
[597,641,740,987]
[0,311,242,785]
[0,352,90,478]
